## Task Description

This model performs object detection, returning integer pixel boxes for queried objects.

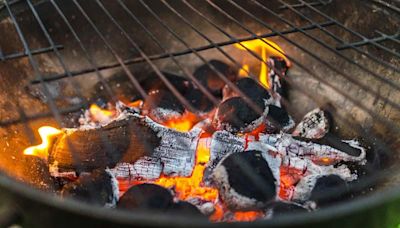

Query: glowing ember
[235,38,290,88]
[163,112,199,132]
[23,126,62,160]
[89,104,116,123]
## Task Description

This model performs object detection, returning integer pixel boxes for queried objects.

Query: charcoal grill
[0,0,399,227]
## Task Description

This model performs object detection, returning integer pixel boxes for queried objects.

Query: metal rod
[0,45,63,61]
[336,32,400,50]
[28,21,334,85]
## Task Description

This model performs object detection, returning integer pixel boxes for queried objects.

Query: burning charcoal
[265,202,307,217]
[186,89,215,113]
[212,151,276,211]
[223,77,272,105]
[309,175,349,206]
[265,105,295,133]
[194,59,237,97]
[61,169,118,207]
[267,56,290,99]
[292,108,331,139]
[215,97,267,133]
[167,201,205,217]
[142,89,185,123]
[117,184,173,211]
[48,114,161,175]
[140,71,192,96]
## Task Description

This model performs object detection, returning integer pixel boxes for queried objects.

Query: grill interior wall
[0,0,398,193]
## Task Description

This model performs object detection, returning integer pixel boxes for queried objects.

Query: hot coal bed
[23,56,369,222]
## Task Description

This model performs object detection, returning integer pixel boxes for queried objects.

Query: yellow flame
[235,38,289,88]
[23,126,62,160]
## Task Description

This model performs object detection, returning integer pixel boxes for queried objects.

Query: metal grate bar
[279,0,331,9]
[0,45,63,61]
[28,20,335,85]
[337,31,400,50]
[211,0,400,133]
[370,0,400,14]
[294,0,400,71]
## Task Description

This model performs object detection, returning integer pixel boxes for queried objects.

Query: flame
[23,126,62,160]
[235,38,289,88]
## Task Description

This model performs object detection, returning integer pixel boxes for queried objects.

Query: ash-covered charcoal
[167,201,205,217]
[215,97,268,133]
[61,169,119,207]
[142,89,185,123]
[292,108,331,139]
[194,59,237,97]
[265,201,307,218]
[265,105,295,133]
[117,184,173,211]
[212,151,277,211]
[309,175,349,206]
[111,157,163,180]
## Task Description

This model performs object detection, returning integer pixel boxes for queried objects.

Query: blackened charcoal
[266,202,307,217]
[194,60,237,97]
[310,175,349,206]
[216,97,265,133]
[212,151,276,211]
[140,72,192,96]
[293,108,331,139]
[167,201,205,217]
[117,184,173,211]
[61,169,118,207]
[186,89,215,113]
[266,105,294,133]
[142,89,185,122]
[223,78,272,105]
[267,57,289,76]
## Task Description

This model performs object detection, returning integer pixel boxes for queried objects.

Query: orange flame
[89,104,116,123]
[235,38,289,88]
[163,112,199,132]
[23,126,62,160]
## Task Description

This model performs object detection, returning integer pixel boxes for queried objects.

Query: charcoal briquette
[309,175,349,206]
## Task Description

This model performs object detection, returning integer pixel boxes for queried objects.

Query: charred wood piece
[292,108,331,139]
[117,184,173,211]
[212,150,277,211]
[61,169,119,207]
[49,114,161,175]
[223,77,272,105]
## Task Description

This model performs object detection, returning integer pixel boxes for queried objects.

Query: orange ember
[23,126,62,160]
[163,112,199,132]
[235,38,290,88]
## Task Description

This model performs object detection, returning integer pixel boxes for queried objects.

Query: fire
[23,126,62,160]
[235,38,289,88]
[154,135,219,202]
[163,112,199,132]
[89,104,116,123]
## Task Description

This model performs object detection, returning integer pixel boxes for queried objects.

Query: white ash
[110,157,163,180]
[187,198,215,216]
[105,168,119,208]
[211,164,262,210]
[143,116,202,177]
[258,133,366,164]
[150,107,182,123]
[292,108,330,139]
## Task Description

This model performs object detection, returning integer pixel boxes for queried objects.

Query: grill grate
[0,0,399,217]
